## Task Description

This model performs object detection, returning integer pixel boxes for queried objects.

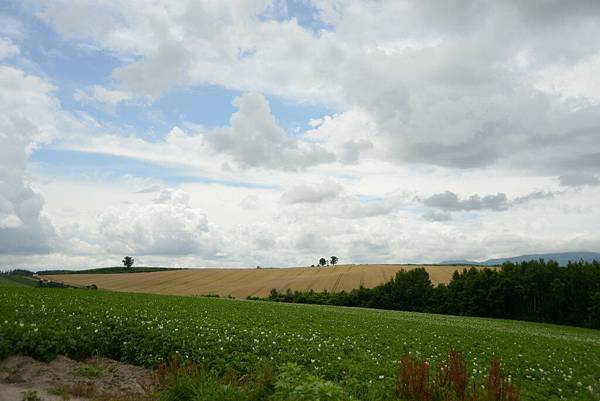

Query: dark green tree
[122,256,134,269]
[319,258,327,267]
[330,256,339,266]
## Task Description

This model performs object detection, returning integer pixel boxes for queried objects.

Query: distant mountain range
[442,251,600,266]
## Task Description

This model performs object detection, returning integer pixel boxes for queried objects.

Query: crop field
[1,287,599,400]
[0,275,38,287]
[42,264,479,298]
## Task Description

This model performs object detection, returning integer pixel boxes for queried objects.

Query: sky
[1,0,600,269]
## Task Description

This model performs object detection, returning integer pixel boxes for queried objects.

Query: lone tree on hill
[330,256,339,266]
[319,258,327,267]
[122,256,134,269]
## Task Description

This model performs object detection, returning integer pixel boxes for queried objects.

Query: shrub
[272,363,349,401]
[396,351,519,401]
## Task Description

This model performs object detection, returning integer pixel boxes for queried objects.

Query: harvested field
[43,264,483,298]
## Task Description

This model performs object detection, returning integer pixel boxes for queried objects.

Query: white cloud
[1,1,600,268]
[558,174,600,188]
[98,189,225,256]
[63,91,338,176]
[28,0,600,174]
[0,37,19,60]
[534,52,600,108]
[281,180,342,204]
[73,85,131,113]
[0,66,60,254]
[207,93,334,170]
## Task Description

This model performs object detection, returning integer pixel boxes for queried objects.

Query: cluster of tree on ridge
[261,259,600,329]
[310,256,339,267]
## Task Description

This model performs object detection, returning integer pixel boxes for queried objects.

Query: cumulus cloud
[281,180,403,219]
[62,92,335,176]
[206,93,334,171]
[3,1,600,268]
[422,210,452,222]
[304,110,377,164]
[281,181,342,204]
[0,177,56,254]
[31,0,600,172]
[422,190,555,215]
[513,191,555,204]
[0,37,19,60]
[73,85,131,113]
[98,189,225,256]
[0,66,59,254]
[558,174,600,187]
[422,191,510,212]
[114,40,190,98]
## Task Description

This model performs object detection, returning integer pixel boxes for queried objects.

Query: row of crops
[0,287,599,400]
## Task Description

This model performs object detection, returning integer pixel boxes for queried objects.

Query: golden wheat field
[43,264,483,298]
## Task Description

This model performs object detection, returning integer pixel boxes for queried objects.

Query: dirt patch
[0,355,154,401]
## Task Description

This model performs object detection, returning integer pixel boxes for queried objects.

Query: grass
[21,391,43,401]
[38,267,182,275]
[0,275,38,287]
[73,363,105,378]
[1,287,599,400]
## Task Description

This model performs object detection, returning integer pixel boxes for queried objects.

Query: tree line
[263,259,600,329]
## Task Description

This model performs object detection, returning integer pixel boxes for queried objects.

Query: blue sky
[1,1,600,268]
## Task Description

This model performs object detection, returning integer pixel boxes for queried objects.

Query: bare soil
[0,355,153,401]
[43,263,486,298]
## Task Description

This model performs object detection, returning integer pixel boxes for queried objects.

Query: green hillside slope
[0,287,598,400]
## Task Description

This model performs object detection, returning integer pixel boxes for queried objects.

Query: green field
[0,275,38,287]
[37,266,181,275]
[0,287,599,400]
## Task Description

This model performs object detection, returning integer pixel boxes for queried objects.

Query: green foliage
[1,269,35,276]
[74,363,105,378]
[1,287,599,400]
[48,384,71,400]
[123,256,135,269]
[588,291,600,328]
[158,365,270,401]
[272,363,348,401]
[268,260,600,329]
[21,391,43,401]
[0,275,38,287]
[37,266,179,275]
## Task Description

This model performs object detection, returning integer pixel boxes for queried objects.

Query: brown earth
[43,264,484,298]
[0,355,153,401]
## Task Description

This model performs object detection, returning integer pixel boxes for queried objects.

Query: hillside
[37,266,180,275]
[42,264,480,298]
[1,287,599,400]
[0,275,38,287]
[442,251,600,266]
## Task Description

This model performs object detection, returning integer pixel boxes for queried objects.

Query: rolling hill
[42,264,480,298]
[442,251,600,266]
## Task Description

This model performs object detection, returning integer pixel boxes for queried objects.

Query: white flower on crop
[378,375,384,379]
